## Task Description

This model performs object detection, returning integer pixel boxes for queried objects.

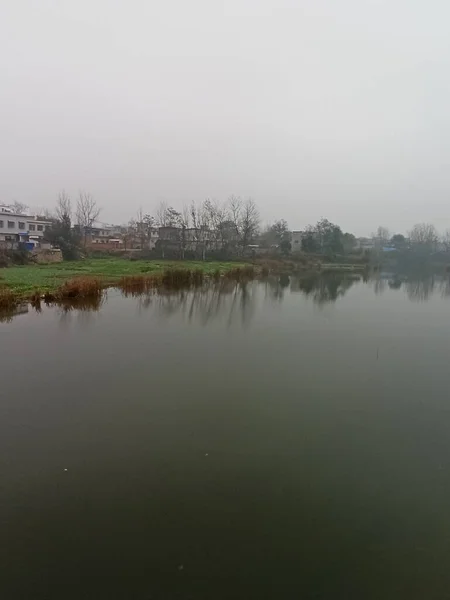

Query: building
[291,230,304,252]
[0,206,52,249]
[148,227,159,249]
[355,237,375,251]
[85,223,123,245]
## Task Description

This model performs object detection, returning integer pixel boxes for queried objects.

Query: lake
[2,271,450,599]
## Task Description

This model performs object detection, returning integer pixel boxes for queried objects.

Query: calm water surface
[2,273,450,599]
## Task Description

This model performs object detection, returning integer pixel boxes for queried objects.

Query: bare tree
[56,190,72,223]
[229,195,242,244]
[240,198,260,251]
[372,226,390,249]
[155,201,169,226]
[76,191,101,247]
[228,196,259,254]
[409,223,439,254]
[45,191,80,259]
[190,201,212,259]
[442,230,450,252]
[10,200,29,215]
[203,199,230,250]
[121,223,134,251]
[34,206,55,220]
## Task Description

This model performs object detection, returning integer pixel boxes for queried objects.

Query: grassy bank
[0,258,245,299]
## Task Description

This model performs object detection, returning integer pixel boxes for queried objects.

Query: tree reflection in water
[4,271,450,325]
[290,272,361,305]
[264,274,291,302]
[404,275,436,302]
[136,280,258,327]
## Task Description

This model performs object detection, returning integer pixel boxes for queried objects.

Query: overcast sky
[1,0,449,235]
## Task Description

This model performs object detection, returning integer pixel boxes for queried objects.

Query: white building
[291,230,304,252]
[0,206,52,248]
[355,237,375,251]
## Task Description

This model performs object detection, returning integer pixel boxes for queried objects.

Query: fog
[1,0,449,235]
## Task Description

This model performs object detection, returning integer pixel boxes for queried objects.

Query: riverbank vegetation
[0,258,242,297]
[0,258,257,307]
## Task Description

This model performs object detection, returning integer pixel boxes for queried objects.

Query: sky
[1,0,450,236]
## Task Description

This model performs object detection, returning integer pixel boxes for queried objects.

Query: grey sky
[1,0,449,236]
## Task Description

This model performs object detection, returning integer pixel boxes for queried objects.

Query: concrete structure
[0,206,52,248]
[86,223,123,245]
[355,237,375,251]
[291,230,304,252]
[147,227,159,249]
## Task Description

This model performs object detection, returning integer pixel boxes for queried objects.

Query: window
[0,220,3,228]
[8,221,15,229]
[18,222,25,229]
[37,225,43,231]
[29,224,35,231]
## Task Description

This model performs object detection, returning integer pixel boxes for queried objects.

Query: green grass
[0,258,243,297]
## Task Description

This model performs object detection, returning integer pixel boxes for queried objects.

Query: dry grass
[161,268,192,287]
[225,265,256,280]
[118,274,158,296]
[191,269,204,286]
[29,290,42,312]
[0,265,259,318]
[56,277,103,299]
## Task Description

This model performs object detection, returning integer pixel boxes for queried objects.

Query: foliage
[279,239,292,256]
[391,234,406,247]
[301,218,346,255]
[260,219,290,248]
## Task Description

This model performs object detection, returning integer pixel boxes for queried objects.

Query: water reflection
[263,274,291,301]
[0,303,28,323]
[136,280,257,327]
[4,271,450,324]
[404,275,437,302]
[290,272,361,305]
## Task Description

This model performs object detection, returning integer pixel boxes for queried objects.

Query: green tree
[301,226,320,253]
[280,239,292,256]
[390,233,406,249]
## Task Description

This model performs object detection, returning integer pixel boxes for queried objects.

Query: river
[2,272,450,599]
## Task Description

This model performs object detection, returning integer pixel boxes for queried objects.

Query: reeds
[225,265,255,280]
[118,274,158,296]
[161,268,192,287]
[29,290,42,312]
[0,266,259,320]
[0,288,18,310]
[56,277,103,299]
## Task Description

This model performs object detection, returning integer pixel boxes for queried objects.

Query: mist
[1,0,449,235]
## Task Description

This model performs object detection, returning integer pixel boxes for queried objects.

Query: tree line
[10,191,450,261]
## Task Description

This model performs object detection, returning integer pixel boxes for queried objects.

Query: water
[2,272,450,599]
